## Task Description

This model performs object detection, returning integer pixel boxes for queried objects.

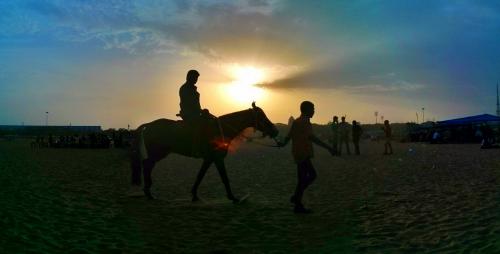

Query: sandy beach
[1,139,500,253]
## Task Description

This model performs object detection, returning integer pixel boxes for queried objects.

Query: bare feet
[228,195,240,204]
[144,189,157,200]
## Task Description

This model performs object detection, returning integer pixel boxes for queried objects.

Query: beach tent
[437,114,500,126]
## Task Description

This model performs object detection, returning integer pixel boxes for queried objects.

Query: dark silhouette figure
[352,120,363,155]
[480,123,496,148]
[338,116,350,155]
[130,102,279,202]
[48,134,54,148]
[330,116,339,155]
[383,120,393,155]
[179,70,203,121]
[278,101,335,214]
[178,70,215,156]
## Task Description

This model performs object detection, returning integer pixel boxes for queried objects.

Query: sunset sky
[1,0,500,128]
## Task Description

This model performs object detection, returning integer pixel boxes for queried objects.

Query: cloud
[258,68,425,94]
[18,0,294,62]
[5,1,500,96]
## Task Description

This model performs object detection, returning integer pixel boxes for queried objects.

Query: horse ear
[252,101,256,109]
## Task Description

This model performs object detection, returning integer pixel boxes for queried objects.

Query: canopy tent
[437,114,500,126]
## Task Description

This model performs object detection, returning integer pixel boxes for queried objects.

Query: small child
[278,101,335,213]
[383,120,393,155]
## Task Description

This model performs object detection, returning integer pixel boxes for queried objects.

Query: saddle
[175,113,226,156]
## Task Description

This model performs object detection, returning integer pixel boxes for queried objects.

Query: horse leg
[130,148,142,186]
[191,159,213,202]
[142,158,156,199]
[214,159,239,203]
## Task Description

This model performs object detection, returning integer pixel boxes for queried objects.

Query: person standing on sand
[278,101,335,214]
[338,116,350,155]
[383,120,393,155]
[352,120,363,155]
[330,116,339,156]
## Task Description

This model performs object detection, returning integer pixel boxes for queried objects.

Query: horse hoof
[230,197,240,204]
[147,194,157,200]
[144,189,156,200]
[192,196,200,202]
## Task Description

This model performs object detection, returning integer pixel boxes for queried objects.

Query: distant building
[0,125,102,136]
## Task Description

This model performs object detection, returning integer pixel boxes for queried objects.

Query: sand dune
[1,140,500,253]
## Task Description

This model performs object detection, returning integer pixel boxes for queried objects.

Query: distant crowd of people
[410,123,498,148]
[31,130,131,149]
[287,115,393,157]
[330,116,393,156]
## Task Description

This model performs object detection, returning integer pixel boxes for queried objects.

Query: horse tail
[130,124,146,186]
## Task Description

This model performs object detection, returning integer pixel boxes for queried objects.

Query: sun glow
[225,66,267,105]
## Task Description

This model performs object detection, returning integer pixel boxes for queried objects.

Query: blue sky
[1,0,500,127]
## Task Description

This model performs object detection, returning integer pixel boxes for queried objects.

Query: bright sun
[225,66,267,105]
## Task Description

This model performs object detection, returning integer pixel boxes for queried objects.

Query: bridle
[245,107,280,147]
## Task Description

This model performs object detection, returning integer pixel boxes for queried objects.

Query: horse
[130,102,279,202]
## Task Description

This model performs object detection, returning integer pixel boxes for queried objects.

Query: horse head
[251,102,279,138]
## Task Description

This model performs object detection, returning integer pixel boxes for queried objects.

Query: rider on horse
[178,70,216,156]
[179,70,204,121]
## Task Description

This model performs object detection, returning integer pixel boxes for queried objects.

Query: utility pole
[374,111,378,124]
[422,107,425,123]
[45,112,49,126]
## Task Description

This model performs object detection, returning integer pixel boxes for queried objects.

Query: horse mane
[218,108,253,120]
[216,108,256,139]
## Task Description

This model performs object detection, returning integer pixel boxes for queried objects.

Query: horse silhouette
[130,102,279,202]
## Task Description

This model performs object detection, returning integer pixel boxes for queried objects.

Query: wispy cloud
[19,0,290,61]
